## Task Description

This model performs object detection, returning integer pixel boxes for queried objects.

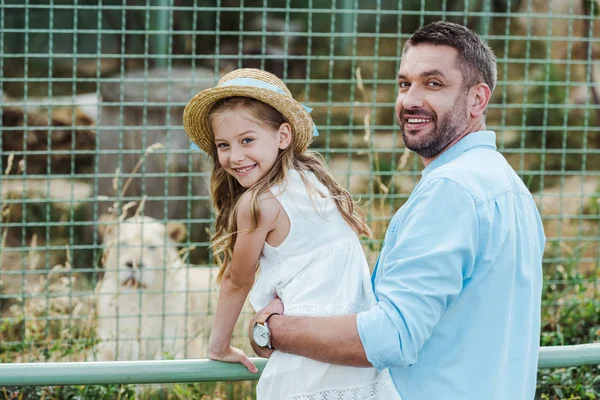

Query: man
[250,21,545,399]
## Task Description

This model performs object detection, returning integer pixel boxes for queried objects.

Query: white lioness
[93,216,216,361]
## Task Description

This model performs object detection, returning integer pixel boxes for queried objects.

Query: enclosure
[0,0,599,399]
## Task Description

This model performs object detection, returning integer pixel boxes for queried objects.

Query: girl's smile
[233,164,257,174]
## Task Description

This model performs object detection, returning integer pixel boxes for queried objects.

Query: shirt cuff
[357,305,405,370]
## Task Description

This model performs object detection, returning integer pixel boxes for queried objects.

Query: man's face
[395,44,471,159]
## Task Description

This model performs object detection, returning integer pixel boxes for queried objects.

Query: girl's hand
[209,345,258,373]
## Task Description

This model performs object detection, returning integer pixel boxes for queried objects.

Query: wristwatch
[252,312,280,349]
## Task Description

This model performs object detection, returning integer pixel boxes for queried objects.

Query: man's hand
[248,297,284,358]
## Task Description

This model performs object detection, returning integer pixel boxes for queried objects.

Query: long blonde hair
[208,97,371,282]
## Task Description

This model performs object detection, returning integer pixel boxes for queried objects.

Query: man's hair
[403,21,497,93]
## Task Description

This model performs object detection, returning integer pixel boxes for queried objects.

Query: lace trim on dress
[285,369,394,400]
[260,245,282,271]
[285,303,371,317]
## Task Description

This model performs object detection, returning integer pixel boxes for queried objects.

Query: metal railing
[1,343,600,387]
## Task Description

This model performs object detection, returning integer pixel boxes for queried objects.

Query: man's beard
[400,92,469,159]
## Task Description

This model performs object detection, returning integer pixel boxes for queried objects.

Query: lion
[92,216,217,361]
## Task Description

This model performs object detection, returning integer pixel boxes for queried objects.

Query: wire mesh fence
[0,0,599,398]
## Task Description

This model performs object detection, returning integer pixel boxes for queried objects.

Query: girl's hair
[208,97,371,282]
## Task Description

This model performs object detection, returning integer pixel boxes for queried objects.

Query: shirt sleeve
[357,178,480,370]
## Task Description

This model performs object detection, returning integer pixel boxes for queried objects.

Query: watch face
[252,324,269,347]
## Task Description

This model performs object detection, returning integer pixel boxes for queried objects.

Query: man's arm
[250,309,371,367]
[355,178,479,370]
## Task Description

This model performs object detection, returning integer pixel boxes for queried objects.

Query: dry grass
[536,176,599,276]
[4,263,95,363]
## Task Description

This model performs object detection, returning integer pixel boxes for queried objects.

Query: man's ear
[278,122,292,150]
[167,223,187,243]
[469,83,492,119]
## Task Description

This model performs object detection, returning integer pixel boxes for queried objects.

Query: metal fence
[0,0,599,397]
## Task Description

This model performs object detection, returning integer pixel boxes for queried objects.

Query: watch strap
[257,311,280,326]
[264,312,280,326]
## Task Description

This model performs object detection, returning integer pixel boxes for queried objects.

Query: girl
[183,69,400,399]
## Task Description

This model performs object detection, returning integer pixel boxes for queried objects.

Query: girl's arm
[209,190,281,372]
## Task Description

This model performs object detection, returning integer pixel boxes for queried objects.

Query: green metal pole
[1,345,600,387]
[538,343,600,369]
[336,0,353,55]
[151,0,170,67]
[0,358,268,386]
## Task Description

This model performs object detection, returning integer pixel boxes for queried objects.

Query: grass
[1,382,259,400]
[536,238,600,399]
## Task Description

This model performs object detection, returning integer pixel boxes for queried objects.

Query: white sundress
[249,169,401,400]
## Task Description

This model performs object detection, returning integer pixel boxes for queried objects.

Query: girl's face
[212,109,292,188]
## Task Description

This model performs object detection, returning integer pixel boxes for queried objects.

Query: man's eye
[398,81,409,89]
[427,81,441,87]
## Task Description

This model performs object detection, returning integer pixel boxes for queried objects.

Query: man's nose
[400,86,425,110]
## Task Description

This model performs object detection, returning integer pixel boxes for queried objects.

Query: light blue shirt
[357,131,545,400]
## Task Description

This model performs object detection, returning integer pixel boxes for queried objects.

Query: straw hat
[183,68,316,154]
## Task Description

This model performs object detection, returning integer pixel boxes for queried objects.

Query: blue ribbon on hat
[190,77,319,150]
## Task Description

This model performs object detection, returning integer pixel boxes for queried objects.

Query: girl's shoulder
[237,188,283,226]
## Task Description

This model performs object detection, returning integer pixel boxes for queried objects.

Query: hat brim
[183,85,314,154]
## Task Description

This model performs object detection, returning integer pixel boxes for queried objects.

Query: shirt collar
[422,130,497,177]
